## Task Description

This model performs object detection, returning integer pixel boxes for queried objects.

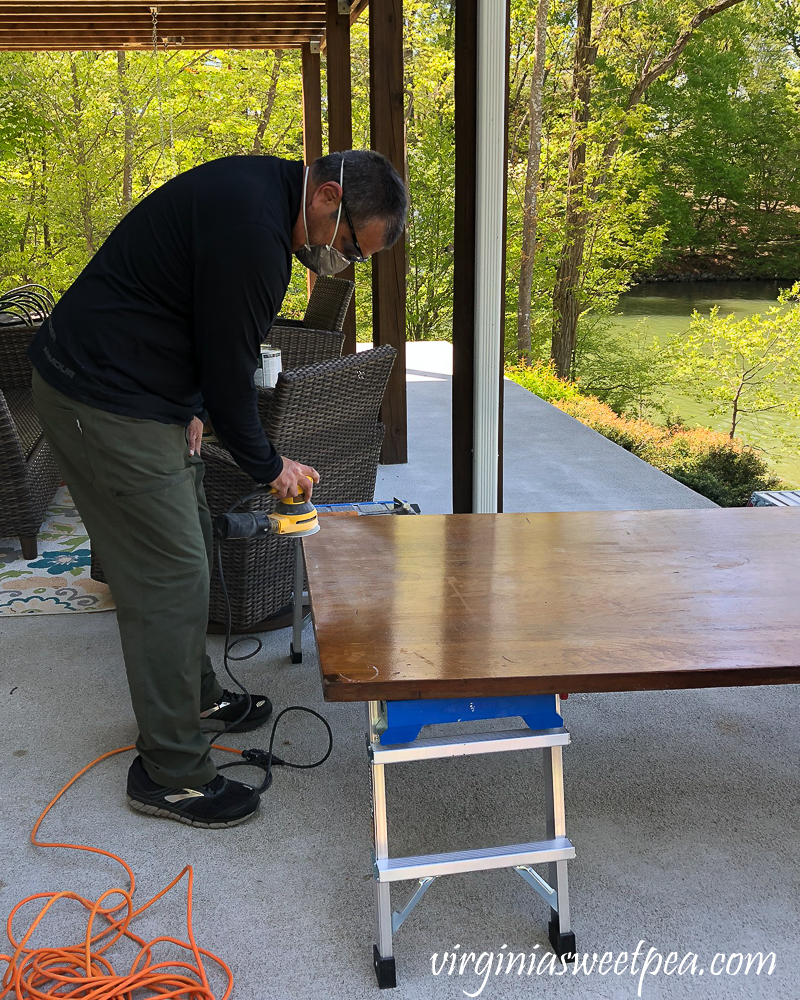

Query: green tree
[667,283,800,439]
[641,16,800,277]
[403,1,456,341]
[550,0,751,378]
[575,321,674,419]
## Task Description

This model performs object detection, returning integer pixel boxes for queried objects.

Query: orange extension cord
[1,744,247,1000]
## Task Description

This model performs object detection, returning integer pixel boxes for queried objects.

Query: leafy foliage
[665,282,800,439]
[574,319,673,419]
[505,359,582,402]
[554,394,782,505]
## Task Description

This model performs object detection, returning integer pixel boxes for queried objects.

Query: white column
[472,0,507,513]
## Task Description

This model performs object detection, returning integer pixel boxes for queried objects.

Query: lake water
[608,280,799,487]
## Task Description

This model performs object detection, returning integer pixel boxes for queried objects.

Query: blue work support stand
[367,695,576,988]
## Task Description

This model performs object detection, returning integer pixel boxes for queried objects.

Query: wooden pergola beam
[1,36,319,49]
[0,1,322,7]
[0,17,327,26]
[370,0,406,464]
[325,0,356,355]
[301,39,323,296]
[0,1,329,49]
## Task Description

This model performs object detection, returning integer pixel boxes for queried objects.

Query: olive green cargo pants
[32,369,224,787]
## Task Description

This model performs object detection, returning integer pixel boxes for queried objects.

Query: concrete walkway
[1,344,796,1000]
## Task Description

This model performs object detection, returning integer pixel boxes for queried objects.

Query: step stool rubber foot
[373,945,397,989]
[290,643,302,664]
[548,916,576,962]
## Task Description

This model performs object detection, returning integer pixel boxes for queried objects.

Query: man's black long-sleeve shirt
[28,155,304,484]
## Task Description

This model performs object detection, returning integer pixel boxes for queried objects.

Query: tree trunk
[20,150,36,253]
[117,51,134,208]
[551,0,595,378]
[70,56,95,254]
[730,383,744,438]
[550,0,746,379]
[251,51,284,155]
[41,148,50,252]
[516,0,548,360]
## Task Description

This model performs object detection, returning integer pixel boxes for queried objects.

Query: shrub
[505,360,582,404]
[654,439,782,507]
[549,395,780,506]
[554,396,664,453]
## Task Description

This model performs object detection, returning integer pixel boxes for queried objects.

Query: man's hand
[270,457,320,501]
[188,416,204,456]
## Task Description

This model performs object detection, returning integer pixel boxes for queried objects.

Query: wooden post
[370,0,407,464]
[326,0,356,354]
[301,42,323,297]
[452,0,478,513]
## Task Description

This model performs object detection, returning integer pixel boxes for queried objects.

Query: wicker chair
[301,275,354,332]
[0,324,62,559]
[204,344,396,632]
[266,325,344,371]
[264,276,354,369]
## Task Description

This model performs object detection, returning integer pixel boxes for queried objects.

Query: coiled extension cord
[0,486,333,999]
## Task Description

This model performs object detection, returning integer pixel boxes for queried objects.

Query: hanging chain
[164,38,176,175]
[150,7,166,170]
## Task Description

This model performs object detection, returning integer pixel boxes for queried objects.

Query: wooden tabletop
[303,509,800,702]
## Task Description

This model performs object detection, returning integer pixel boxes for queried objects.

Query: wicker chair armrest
[0,391,26,489]
[256,385,276,425]
[0,324,39,390]
[269,317,304,331]
[201,441,247,477]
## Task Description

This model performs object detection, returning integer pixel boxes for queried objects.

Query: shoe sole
[127,795,258,829]
[201,712,272,734]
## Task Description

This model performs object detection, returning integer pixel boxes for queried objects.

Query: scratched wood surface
[303,509,800,702]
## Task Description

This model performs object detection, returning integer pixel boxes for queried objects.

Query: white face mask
[294,160,351,276]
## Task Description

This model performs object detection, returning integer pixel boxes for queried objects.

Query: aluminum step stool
[367,693,576,988]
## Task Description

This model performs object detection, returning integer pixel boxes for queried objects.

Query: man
[28,150,408,828]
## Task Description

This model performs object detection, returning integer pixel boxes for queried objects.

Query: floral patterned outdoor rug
[0,487,115,615]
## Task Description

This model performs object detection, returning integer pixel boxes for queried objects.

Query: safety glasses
[340,195,369,265]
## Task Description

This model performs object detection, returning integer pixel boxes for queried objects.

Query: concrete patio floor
[2,343,797,1000]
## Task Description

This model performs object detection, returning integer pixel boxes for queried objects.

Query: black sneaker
[200,689,273,733]
[127,756,259,828]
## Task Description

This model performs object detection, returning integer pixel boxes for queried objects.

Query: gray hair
[311,150,407,249]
